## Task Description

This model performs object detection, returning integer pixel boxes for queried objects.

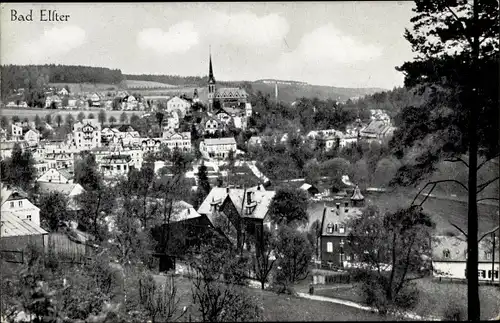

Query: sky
[1,2,417,89]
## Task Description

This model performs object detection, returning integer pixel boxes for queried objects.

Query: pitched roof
[37,182,84,196]
[1,211,48,237]
[204,137,236,146]
[197,187,228,220]
[215,88,247,99]
[362,120,393,135]
[432,235,500,263]
[320,202,363,236]
[1,185,28,205]
[171,201,203,222]
[350,185,365,201]
[225,187,275,220]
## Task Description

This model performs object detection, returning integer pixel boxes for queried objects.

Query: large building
[1,185,41,227]
[73,119,102,150]
[199,137,237,159]
[207,52,248,112]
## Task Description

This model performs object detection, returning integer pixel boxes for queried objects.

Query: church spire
[208,45,215,84]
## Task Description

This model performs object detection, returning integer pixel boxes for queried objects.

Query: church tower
[207,47,216,111]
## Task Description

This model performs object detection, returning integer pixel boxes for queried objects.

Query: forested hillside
[1,64,124,101]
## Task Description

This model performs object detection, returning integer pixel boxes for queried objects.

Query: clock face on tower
[82,124,95,140]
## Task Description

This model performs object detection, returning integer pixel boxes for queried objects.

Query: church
[207,52,248,113]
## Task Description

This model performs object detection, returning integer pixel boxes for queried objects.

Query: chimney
[247,191,252,204]
[226,187,230,194]
[336,203,340,210]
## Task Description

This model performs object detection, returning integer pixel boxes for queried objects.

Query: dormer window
[339,225,345,234]
[334,224,338,232]
[443,249,451,259]
[485,252,492,260]
[327,223,333,234]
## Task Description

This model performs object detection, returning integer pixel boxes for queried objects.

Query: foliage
[273,226,313,294]
[0,143,36,191]
[98,109,107,126]
[197,162,211,198]
[76,187,115,242]
[347,205,434,313]
[55,114,62,128]
[119,112,128,124]
[253,227,277,290]
[108,115,117,125]
[268,186,309,227]
[38,192,71,232]
[87,112,95,119]
[77,111,86,123]
[74,152,102,191]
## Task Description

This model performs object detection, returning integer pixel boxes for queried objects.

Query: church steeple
[208,46,215,84]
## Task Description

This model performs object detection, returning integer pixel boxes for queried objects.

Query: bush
[394,282,419,310]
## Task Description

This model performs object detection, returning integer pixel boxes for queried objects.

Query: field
[49,82,122,93]
[154,275,397,321]
[125,80,176,89]
[314,278,500,320]
[1,108,145,124]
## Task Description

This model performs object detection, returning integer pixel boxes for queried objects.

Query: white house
[0,141,28,159]
[98,154,135,178]
[36,168,74,184]
[89,93,101,107]
[58,88,69,96]
[141,138,161,152]
[432,235,499,283]
[24,129,41,147]
[162,131,192,152]
[11,124,23,139]
[37,182,85,211]
[204,118,221,135]
[166,96,191,118]
[1,185,41,227]
[245,103,253,117]
[199,137,237,159]
[73,119,102,150]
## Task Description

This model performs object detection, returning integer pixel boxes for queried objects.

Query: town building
[199,137,237,159]
[58,88,69,96]
[162,131,192,152]
[360,120,396,143]
[0,141,28,159]
[11,124,23,140]
[36,168,74,184]
[98,154,135,177]
[317,189,365,269]
[1,185,41,227]
[206,52,248,112]
[72,119,102,150]
[24,129,41,147]
[203,117,222,135]
[432,235,499,283]
[166,96,191,118]
[197,185,274,252]
[89,93,101,107]
[45,95,62,108]
[37,182,86,211]
[141,137,162,152]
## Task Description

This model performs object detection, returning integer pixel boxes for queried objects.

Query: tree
[65,113,75,130]
[155,111,164,129]
[38,192,71,231]
[253,228,276,290]
[98,109,107,126]
[74,152,102,191]
[373,157,401,188]
[1,115,9,129]
[77,111,85,123]
[50,101,58,109]
[11,115,20,123]
[197,162,211,198]
[44,114,52,126]
[120,111,128,124]
[273,226,313,294]
[347,205,434,314]
[393,1,499,319]
[189,239,262,322]
[55,114,62,128]
[87,112,95,119]
[61,96,69,107]
[34,115,42,130]
[109,115,117,125]
[1,143,36,191]
[268,186,309,227]
[320,157,351,192]
[112,98,122,111]
[76,187,115,242]
[130,113,140,125]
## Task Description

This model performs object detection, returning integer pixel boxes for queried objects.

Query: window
[327,242,333,253]
[443,249,451,259]
[27,215,31,221]
[334,224,338,232]
[478,270,486,278]
[485,252,492,260]
[18,201,23,207]
[327,223,333,234]
[117,165,121,171]
[10,202,14,208]
[339,225,345,234]
[488,270,499,279]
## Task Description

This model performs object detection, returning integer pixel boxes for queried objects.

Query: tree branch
[477,154,500,171]
[444,157,469,168]
[478,226,499,243]
[477,176,499,194]
[412,180,468,206]
[449,221,468,237]
[444,4,474,48]
[477,197,499,203]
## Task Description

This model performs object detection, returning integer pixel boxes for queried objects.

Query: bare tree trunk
[467,1,480,319]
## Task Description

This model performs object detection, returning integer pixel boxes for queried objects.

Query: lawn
[153,274,401,321]
[314,278,500,320]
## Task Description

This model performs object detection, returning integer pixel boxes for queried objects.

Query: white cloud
[6,25,86,64]
[137,21,199,54]
[288,23,383,64]
[205,11,289,47]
